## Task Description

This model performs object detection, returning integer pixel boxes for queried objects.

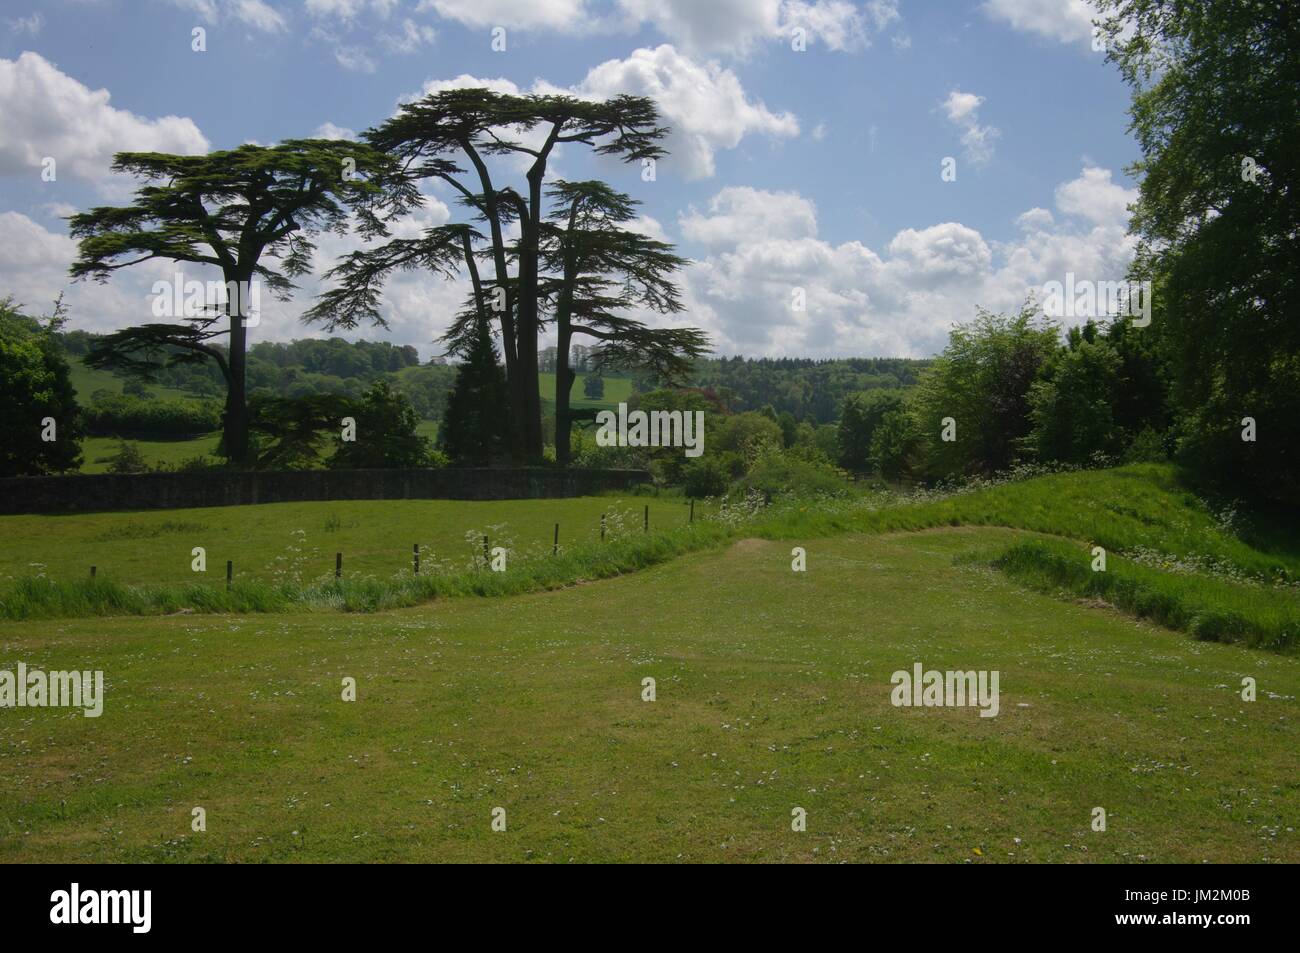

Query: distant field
[67,361,199,403]
[538,372,633,410]
[0,495,699,587]
[1,527,1295,863]
[79,433,224,473]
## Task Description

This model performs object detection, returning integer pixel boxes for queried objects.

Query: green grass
[79,433,224,473]
[986,536,1299,651]
[4,463,1298,655]
[0,495,709,594]
[538,372,633,410]
[759,463,1300,582]
[68,361,197,403]
[1,528,1295,863]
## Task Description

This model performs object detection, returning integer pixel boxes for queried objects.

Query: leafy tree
[837,390,905,471]
[107,441,148,474]
[69,140,414,467]
[248,393,353,470]
[1098,0,1300,503]
[913,303,1059,479]
[776,411,798,448]
[0,296,84,477]
[869,408,922,482]
[438,319,509,466]
[1026,336,1124,464]
[330,380,436,469]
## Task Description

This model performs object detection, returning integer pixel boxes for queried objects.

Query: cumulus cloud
[414,0,899,55]
[312,121,358,140]
[942,88,999,166]
[563,45,799,179]
[0,52,209,188]
[1053,164,1136,225]
[981,0,1100,46]
[412,46,798,180]
[677,165,1139,358]
[680,186,817,248]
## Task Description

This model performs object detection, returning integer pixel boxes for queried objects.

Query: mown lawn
[0,528,1294,863]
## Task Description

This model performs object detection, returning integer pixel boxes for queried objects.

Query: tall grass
[987,537,1299,651]
[0,519,737,621]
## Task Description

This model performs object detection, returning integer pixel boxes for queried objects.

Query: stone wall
[0,468,652,514]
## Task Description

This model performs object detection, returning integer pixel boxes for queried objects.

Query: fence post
[644,504,649,532]
[90,565,96,578]
[413,543,420,575]
[553,523,559,557]
[335,552,342,579]
[689,499,694,523]
[226,560,232,591]
[600,513,606,542]
[483,535,490,566]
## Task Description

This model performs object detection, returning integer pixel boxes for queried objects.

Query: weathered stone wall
[0,468,652,514]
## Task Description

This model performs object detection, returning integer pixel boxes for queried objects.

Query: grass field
[1,527,1295,862]
[538,372,633,410]
[0,495,697,588]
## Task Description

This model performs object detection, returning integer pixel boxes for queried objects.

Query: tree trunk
[555,325,574,466]
[225,301,250,468]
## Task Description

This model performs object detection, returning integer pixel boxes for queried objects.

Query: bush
[733,452,849,499]
[107,441,149,474]
[85,394,221,436]
[683,457,730,498]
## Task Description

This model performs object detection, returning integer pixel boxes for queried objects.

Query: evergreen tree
[439,319,509,466]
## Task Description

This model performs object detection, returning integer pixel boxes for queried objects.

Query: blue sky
[0,0,1141,359]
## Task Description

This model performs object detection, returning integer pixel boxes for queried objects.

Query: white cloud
[942,88,999,166]
[165,0,288,31]
[981,0,1099,46]
[677,168,1138,357]
[332,44,377,72]
[416,0,584,30]
[415,0,898,55]
[1016,206,1055,231]
[565,45,799,179]
[411,46,798,180]
[382,17,436,52]
[312,121,357,140]
[305,0,398,21]
[680,186,817,248]
[1053,164,1135,225]
[7,12,44,36]
[0,52,209,188]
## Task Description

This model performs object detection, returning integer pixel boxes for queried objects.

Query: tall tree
[0,295,84,477]
[439,315,510,466]
[540,180,708,465]
[1098,0,1300,503]
[316,88,669,462]
[68,140,415,466]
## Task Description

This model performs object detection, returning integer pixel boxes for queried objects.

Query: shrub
[683,456,730,498]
